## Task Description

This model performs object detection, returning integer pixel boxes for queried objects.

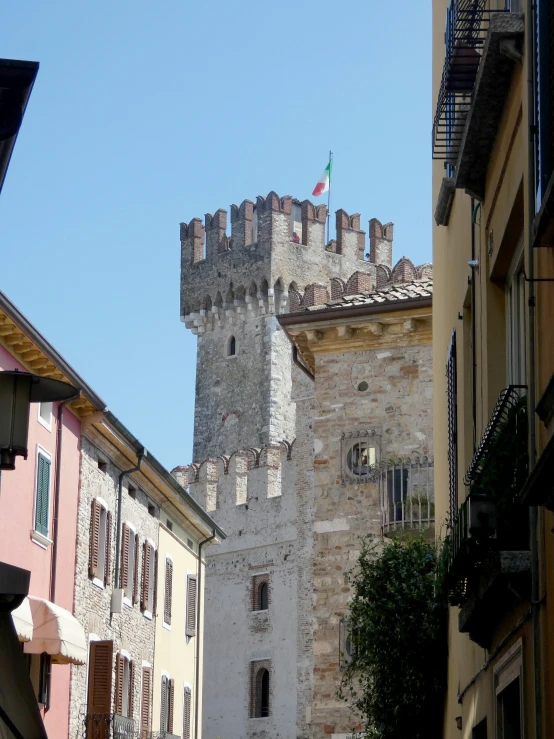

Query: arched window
[259,582,268,611]
[227,336,236,357]
[255,668,270,717]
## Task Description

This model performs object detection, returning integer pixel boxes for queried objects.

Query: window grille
[340,431,380,484]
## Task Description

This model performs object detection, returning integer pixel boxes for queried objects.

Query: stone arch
[289,289,303,312]
[330,277,345,300]
[214,291,223,309]
[225,286,235,305]
[376,264,392,289]
[391,257,417,283]
[259,278,269,301]
[416,263,433,279]
[273,278,284,312]
[248,281,258,299]
[201,294,212,311]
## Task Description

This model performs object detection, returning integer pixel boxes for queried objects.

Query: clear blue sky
[1,1,432,470]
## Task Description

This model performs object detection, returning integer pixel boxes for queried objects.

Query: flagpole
[326,150,332,245]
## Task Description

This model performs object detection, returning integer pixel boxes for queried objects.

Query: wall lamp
[0,370,78,470]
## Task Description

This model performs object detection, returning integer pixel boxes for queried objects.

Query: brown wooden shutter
[183,687,192,739]
[89,499,101,578]
[152,549,158,616]
[141,541,149,610]
[121,523,130,593]
[164,558,173,625]
[115,653,124,715]
[168,678,175,733]
[133,533,140,604]
[87,640,113,715]
[128,660,136,719]
[160,675,167,731]
[140,666,152,734]
[186,575,197,637]
[104,510,112,586]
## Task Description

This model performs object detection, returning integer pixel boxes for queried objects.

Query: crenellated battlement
[171,441,295,517]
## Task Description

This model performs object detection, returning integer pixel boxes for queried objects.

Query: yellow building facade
[433,0,554,737]
[152,513,209,739]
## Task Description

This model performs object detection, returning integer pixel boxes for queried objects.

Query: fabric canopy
[10,598,33,643]
[23,596,87,666]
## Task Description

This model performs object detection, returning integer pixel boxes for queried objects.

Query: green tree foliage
[338,536,447,739]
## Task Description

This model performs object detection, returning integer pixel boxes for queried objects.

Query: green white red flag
[312,158,332,197]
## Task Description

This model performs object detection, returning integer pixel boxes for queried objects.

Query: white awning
[23,597,87,666]
[10,597,33,642]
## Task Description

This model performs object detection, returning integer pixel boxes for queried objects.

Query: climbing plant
[338,535,448,739]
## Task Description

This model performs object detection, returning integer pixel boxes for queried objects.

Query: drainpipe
[194,529,216,739]
[471,200,480,451]
[525,0,541,737]
[114,448,145,590]
[50,394,79,604]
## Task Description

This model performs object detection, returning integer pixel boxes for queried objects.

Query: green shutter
[35,454,51,536]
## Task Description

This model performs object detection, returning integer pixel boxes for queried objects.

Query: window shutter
[160,675,167,731]
[164,559,173,625]
[87,640,113,715]
[183,687,192,739]
[152,549,158,616]
[128,660,135,719]
[121,523,130,592]
[133,534,140,604]
[186,575,197,637]
[89,499,101,578]
[140,666,152,733]
[104,510,112,586]
[115,653,124,715]
[35,454,51,536]
[168,678,175,733]
[141,541,149,610]
[446,331,458,524]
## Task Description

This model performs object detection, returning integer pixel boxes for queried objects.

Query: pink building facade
[0,294,106,739]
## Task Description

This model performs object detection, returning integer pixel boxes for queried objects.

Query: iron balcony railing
[380,456,434,535]
[82,714,136,739]
[432,0,513,161]
[447,386,528,581]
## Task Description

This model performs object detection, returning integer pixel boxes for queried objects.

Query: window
[506,261,526,385]
[227,336,236,357]
[141,541,157,615]
[128,485,136,499]
[115,653,135,718]
[121,524,140,604]
[183,687,192,739]
[251,575,270,611]
[249,661,271,718]
[98,458,107,473]
[252,206,258,243]
[494,640,523,739]
[290,203,302,243]
[37,653,51,707]
[447,331,458,523]
[186,574,197,637]
[347,441,376,476]
[148,502,156,517]
[341,432,380,484]
[38,402,52,431]
[166,519,173,531]
[87,640,114,732]
[34,450,51,538]
[140,666,152,735]
[387,467,410,523]
[339,618,355,670]
[160,675,175,733]
[164,557,173,626]
[89,498,112,586]
[473,718,488,739]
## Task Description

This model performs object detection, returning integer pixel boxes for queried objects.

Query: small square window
[98,458,107,473]
[166,519,173,532]
[148,503,156,517]
[128,485,137,499]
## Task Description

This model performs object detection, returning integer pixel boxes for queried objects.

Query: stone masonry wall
[69,435,159,739]
[309,339,433,739]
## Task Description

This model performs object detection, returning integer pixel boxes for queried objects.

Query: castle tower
[180,192,376,461]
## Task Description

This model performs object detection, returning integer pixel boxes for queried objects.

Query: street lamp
[0,370,78,470]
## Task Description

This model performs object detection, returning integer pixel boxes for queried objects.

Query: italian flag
[312,158,332,197]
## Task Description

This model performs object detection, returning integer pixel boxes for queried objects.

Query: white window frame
[31,445,53,548]
[120,650,131,718]
[37,402,53,432]
[92,497,109,590]
[493,638,523,739]
[123,520,137,607]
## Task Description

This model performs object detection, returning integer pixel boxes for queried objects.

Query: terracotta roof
[304,279,433,312]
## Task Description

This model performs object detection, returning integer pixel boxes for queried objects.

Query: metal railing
[447,386,528,579]
[432,0,512,160]
[380,457,434,535]
[80,715,180,739]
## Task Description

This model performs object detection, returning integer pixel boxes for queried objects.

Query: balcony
[432,1,524,200]
[380,457,434,536]
[82,715,180,739]
[446,386,530,648]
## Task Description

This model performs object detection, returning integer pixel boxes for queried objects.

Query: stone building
[177,190,433,739]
